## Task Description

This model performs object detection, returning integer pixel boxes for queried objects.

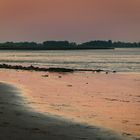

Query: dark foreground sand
[0,82,131,140]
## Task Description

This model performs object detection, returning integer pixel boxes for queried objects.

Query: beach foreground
[0,69,140,139]
[0,82,129,140]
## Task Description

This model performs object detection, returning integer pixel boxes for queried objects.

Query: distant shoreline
[0,40,139,50]
[0,47,115,50]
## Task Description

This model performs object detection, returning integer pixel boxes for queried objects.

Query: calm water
[0,48,140,72]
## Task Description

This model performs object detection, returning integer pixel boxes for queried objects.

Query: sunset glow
[0,0,140,42]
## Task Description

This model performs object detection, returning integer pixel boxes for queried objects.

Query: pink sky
[0,0,140,42]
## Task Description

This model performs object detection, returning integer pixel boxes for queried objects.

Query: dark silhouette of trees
[0,40,139,50]
[113,41,140,48]
[0,42,38,50]
[42,41,77,50]
[79,40,113,49]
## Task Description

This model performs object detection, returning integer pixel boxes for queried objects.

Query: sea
[0,48,140,72]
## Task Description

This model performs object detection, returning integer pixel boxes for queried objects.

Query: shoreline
[0,82,128,140]
[0,69,140,139]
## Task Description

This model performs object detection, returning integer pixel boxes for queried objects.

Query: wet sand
[0,82,128,140]
[0,69,140,139]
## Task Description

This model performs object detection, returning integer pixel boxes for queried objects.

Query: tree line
[0,40,140,50]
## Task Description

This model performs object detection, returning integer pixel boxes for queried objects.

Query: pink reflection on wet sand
[0,70,140,137]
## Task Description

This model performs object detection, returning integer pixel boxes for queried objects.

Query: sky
[0,0,140,43]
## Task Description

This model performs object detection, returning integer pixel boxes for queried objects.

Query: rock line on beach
[0,63,116,73]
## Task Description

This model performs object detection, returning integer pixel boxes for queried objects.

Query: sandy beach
[0,69,140,140]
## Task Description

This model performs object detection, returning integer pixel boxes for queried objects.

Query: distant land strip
[0,40,140,50]
[0,63,116,73]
